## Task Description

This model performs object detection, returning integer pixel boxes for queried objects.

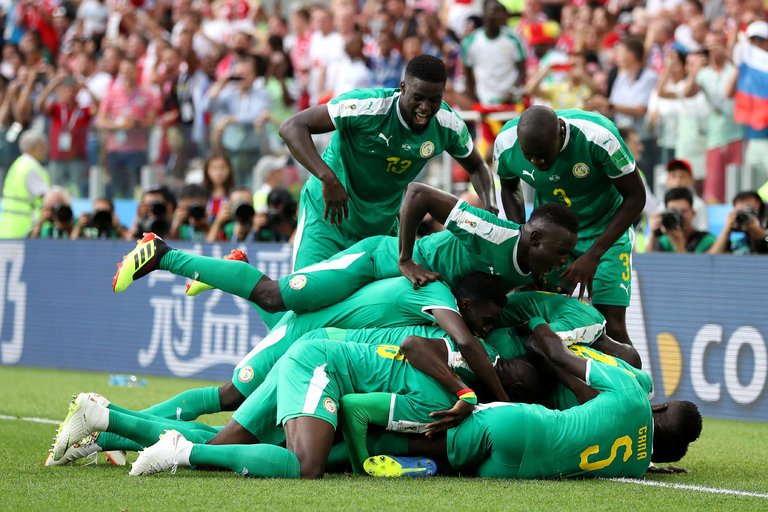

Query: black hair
[497,355,552,406]
[652,401,703,463]
[145,185,177,209]
[664,187,693,208]
[180,183,207,200]
[268,187,298,219]
[733,190,767,219]
[618,126,637,140]
[452,272,508,308]
[94,196,114,211]
[528,202,579,235]
[404,54,447,84]
[621,36,645,63]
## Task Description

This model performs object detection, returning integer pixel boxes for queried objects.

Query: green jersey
[311,88,473,237]
[657,231,716,253]
[494,109,635,238]
[232,277,459,396]
[302,325,500,384]
[447,361,653,479]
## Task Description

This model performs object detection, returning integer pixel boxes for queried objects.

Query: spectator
[525,50,600,109]
[324,31,372,98]
[657,159,709,231]
[307,5,345,106]
[253,155,288,214]
[206,186,258,242]
[0,129,50,239]
[36,75,98,197]
[71,196,128,239]
[732,20,768,197]
[682,32,743,204]
[206,54,272,188]
[370,29,405,88]
[96,58,159,198]
[202,153,236,220]
[263,35,296,129]
[130,185,177,240]
[462,0,527,106]
[28,186,74,239]
[215,30,254,80]
[255,187,297,242]
[286,7,312,110]
[709,190,768,254]
[647,187,716,253]
[170,183,210,242]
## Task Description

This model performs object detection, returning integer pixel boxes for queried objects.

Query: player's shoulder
[434,103,469,134]
[462,29,480,48]
[560,109,622,141]
[494,118,521,154]
[328,88,398,117]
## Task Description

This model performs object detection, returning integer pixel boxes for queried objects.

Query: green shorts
[278,235,401,313]
[544,229,634,308]
[231,316,296,397]
[389,379,455,433]
[230,366,286,445]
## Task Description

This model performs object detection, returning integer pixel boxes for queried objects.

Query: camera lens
[92,210,112,231]
[661,210,681,230]
[150,201,167,217]
[233,202,255,224]
[187,204,206,220]
[53,204,73,223]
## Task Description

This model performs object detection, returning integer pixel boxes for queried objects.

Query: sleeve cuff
[528,317,548,331]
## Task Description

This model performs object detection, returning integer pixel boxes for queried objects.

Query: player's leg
[139,385,225,420]
[589,230,633,345]
[283,416,336,479]
[292,189,356,271]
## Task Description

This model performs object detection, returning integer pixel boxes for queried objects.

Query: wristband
[456,388,478,405]
[528,317,548,331]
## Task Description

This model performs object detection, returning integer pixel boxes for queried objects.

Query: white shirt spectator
[610,68,658,139]
[78,0,110,37]
[327,57,372,97]
[307,30,345,104]
[461,27,527,105]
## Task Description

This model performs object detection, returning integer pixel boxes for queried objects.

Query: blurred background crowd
[0,0,766,253]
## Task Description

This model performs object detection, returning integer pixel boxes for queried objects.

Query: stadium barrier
[0,240,766,422]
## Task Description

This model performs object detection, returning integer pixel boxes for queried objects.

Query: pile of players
[47,55,701,479]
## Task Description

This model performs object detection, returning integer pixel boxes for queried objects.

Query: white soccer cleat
[83,392,111,408]
[130,430,192,476]
[52,393,109,461]
[104,450,127,466]
[45,433,101,467]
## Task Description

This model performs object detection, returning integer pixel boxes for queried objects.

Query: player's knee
[298,460,326,480]
[218,383,245,411]
[248,280,285,312]
[207,419,258,445]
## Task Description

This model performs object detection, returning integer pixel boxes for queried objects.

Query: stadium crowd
[0,0,767,253]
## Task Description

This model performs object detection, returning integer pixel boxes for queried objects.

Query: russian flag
[734,44,768,131]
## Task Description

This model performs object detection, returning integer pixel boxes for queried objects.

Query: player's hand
[424,399,475,437]
[321,176,349,226]
[559,252,600,300]
[646,464,689,475]
[399,259,441,289]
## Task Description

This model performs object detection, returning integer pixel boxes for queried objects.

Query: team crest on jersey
[289,275,307,290]
[323,398,337,414]
[420,141,435,158]
[572,163,590,178]
[238,365,254,383]
[343,102,356,111]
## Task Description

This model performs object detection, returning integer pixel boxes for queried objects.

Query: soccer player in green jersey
[279,54,496,270]
[112,188,577,401]
[493,106,647,346]
[362,319,702,479]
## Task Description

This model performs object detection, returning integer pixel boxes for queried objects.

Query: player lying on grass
[112,185,578,402]
[51,330,536,478]
[355,320,702,479]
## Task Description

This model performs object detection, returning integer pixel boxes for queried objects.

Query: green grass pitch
[2,366,768,511]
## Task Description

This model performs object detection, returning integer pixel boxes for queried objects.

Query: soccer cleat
[130,430,192,476]
[112,233,169,293]
[363,455,437,478]
[185,249,249,296]
[45,432,101,466]
[52,393,109,460]
[104,450,127,466]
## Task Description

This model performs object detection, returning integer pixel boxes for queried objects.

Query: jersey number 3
[553,188,572,207]
[579,435,633,471]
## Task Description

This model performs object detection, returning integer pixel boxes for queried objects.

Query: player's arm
[339,392,393,474]
[560,170,645,299]
[455,149,498,214]
[591,333,642,369]
[499,176,526,223]
[526,320,600,404]
[278,105,349,225]
[398,182,459,286]
[429,309,509,404]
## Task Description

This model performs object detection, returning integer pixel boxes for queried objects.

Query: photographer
[71,197,128,240]
[169,184,210,242]
[129,186,177,240]
[709,191,768,255]
[255,187,297,243]
[206,187,259,243]
[647,187,716,253]
[29,187,74,239]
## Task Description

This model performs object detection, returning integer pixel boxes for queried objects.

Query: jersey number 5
[579,435,633,471]
[386,157,413,175]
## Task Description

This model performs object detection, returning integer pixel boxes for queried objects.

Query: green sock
[369,431,410,456]
[325,442,352,473]
[94,432,143,452]
[107,409,214,447]
[160,250,265,301]
[190,444,300,478]
[139,386,222,421]
[109,403,218,433]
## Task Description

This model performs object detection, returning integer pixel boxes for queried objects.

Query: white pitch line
[609,478,768,499]
[0,414,60,425]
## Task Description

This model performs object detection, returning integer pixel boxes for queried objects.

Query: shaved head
[518,106,562,170]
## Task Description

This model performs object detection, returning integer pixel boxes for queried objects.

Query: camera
[149,200,167,217]
[232,201,255,225]
[187,204,207,221]
[661,210,684,230]
[52,204,73,224]
[734,207,759,231]
[91,209,113,235]
[138,200,169,237]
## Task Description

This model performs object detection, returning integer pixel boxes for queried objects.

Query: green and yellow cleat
[185,249,249,296]
[112,233,169,293]
[363,455,437,478]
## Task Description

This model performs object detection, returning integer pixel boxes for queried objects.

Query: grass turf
[2,366,768,511]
